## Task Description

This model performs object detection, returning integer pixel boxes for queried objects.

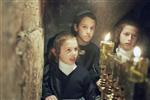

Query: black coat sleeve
[42,65,53,99]
[83,74,98,100]
[90,47,100,82]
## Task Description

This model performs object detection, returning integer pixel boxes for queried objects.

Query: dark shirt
[77,42,100,82]
[45,35,100,82]
[42,62,97,100]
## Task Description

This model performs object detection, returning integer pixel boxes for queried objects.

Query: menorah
[97,33,149,100]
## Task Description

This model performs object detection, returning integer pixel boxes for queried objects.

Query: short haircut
[53,31,77,60]
[113,19,141,46]
[71,10,97,36]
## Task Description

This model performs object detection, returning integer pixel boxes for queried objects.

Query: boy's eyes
[82,26,87,28]
[123,32,137,38]
[66,48,71,52]
[65,48,79,52]
[74,47,79,51]
[132,35,137,39]
[81,25,95,30]
[123,32,130,36]
[90,26,95,30]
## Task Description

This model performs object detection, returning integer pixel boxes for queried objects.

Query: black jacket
[42,62,97,100]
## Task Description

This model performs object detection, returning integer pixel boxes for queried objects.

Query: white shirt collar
[59,60,77,75]
[116,46,133,63]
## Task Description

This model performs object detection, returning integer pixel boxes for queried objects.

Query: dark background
[43,0,150,57]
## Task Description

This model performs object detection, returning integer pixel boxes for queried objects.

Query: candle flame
[104,32,111,41]
[133,46,141,58]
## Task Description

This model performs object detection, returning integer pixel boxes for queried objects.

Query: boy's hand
[96,79,101,86]
[45,95,57,100]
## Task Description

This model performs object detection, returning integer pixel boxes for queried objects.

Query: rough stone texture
[1,0,44,100]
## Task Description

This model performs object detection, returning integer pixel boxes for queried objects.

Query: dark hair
[53,31,77,60]
[112,19,141,47]
[47,34,58,54]
[71,10,97,36]
[45,32,62,65]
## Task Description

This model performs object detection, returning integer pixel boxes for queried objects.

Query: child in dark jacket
[42,31,97,100]
[71,10,100,82]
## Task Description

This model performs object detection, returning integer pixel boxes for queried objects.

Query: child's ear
[74,24,78,32]
[51,48,56,56]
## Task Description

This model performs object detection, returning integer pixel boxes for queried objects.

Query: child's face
[74,16,96,44]
[119,25,139,51]
[59,38,78,65]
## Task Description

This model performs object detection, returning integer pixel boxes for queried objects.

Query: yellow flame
[104,32,111,41]
[133,46,141,58]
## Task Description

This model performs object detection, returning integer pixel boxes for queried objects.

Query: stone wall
[1,0,44,100]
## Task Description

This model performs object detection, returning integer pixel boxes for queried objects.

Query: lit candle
[133,46,141,65]
[100,32,114,55]
[100,32,115,65]
[129,46,149,82]
[104,33,111,41]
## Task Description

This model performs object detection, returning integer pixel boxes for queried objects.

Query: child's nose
[72,50,77,55]
[87,28,91,33]
[128,35,132,41]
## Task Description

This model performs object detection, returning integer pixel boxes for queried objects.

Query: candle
[105,33,111,41]
[133,46,141,65]
[100,32,114,55]
[100,32,115,65]
[128,46,149,82]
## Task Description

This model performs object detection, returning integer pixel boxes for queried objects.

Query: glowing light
[104,32,111,41]
[133,46,141,58]
[133,46,141,63]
